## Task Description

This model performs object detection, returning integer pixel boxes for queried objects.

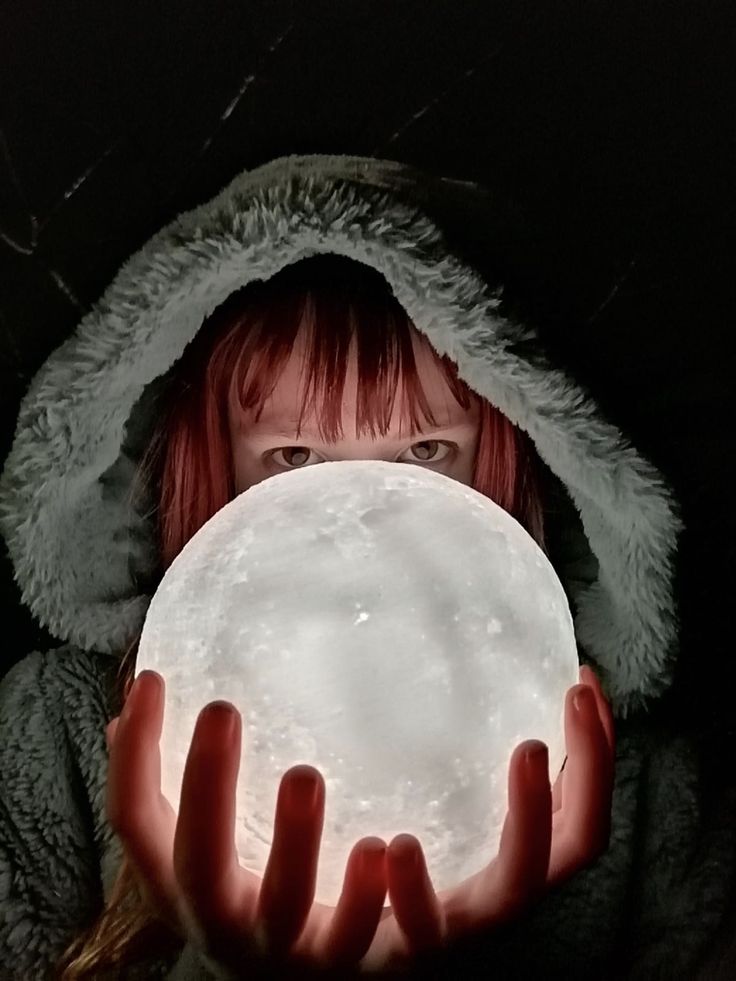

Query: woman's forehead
[229,323,477,431]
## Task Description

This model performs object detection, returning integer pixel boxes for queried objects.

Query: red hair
[137,253,546,574]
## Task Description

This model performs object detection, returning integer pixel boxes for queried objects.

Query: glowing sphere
[136,460,579,907]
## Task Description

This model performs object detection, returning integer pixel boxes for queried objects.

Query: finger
[492,742,552,918]
[552,665,614,817]
[549,684,613,885]
[174,702,257,958]
[579,665,616,757]
[385,834,446,953]
[316,837,388,967]
[105,671,182,936]
[255,765,325,955]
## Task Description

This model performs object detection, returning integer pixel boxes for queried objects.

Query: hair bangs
[228,281,475,446]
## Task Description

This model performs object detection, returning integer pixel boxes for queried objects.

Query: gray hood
[0,153,683,719]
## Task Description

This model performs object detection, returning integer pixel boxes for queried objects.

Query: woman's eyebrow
[245,424,471,441]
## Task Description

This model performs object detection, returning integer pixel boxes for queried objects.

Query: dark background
[1,2,735,976]
[1,1,734,752]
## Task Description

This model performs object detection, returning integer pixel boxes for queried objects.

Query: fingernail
[121,675,142,719]
[525,743,547,768]
[574,687,592,713]
[104,720,116,750]
[581,665,597,685]
[392,838,420,870]
[359,842,386,875]
[288,772,320,812]
[128,671,156,704]
[203,702,239,739]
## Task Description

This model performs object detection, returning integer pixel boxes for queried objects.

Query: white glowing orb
[136,460,579,907]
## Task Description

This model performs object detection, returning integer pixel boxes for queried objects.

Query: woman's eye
[269,441,453,469]
[270,446,320,468]
[402,440,453,464]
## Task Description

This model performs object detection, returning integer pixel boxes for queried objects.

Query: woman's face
[228,329,482,494]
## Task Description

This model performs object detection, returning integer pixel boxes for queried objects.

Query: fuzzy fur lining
[0,154,684,718]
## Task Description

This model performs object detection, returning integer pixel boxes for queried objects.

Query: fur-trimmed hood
[0,153,683,718]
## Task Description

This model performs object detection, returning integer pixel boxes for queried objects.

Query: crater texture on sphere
[137,460,579,907]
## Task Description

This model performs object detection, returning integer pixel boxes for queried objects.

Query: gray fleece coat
[0,154,733,980]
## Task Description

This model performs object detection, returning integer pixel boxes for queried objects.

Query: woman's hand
[105,671,393,975]
[357,664,616,972]
[105,664,615,976]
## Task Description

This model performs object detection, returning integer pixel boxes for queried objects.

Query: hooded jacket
[0,154,733,980]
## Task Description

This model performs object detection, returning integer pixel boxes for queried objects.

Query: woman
[0,155,719,980]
